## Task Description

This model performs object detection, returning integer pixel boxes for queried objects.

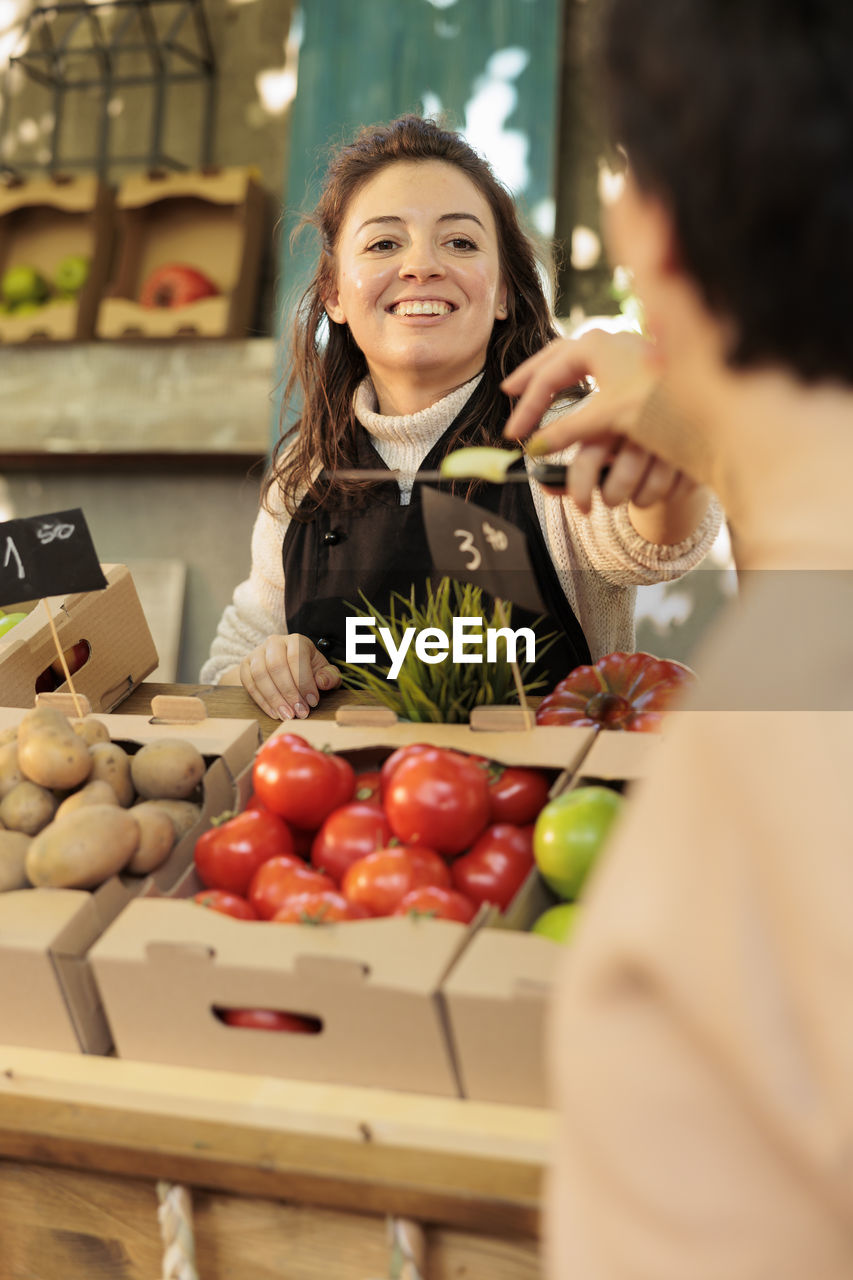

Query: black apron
[282,414,591,691]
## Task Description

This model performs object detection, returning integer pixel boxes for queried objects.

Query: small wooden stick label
[41,598,85,719]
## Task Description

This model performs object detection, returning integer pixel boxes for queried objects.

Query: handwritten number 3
[454,529,481,572]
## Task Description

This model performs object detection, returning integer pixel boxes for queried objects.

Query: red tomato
[310,802,393,884]
[220,1008,320,1033]
[393,885,477,923]
[248,857,328,920]
[193,889,258,920]
[244,791,274,814]
[451,823,535,911]
[272,889,370,923]
[194,809,294,897]
[342,845,450,917]
[252,735,355,829]
[352,770,382,806]
[487,764,551,825]
[378,743,434,798]
[384,748,490,855]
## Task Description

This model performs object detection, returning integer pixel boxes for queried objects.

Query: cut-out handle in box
[149,695,207,724]
[35,691,93,718]
[468,705,534,732]
[335,704,537,731]
[335,705,398,728]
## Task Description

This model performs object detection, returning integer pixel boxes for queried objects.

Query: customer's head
[602,0,853,384]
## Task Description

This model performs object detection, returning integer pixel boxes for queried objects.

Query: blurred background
[0,0,732,682]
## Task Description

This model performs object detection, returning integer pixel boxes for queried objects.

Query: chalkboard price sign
[0,509,107,607]
[421,488,544,614]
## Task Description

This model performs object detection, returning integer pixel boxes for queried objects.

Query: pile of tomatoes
[193,733,552,927]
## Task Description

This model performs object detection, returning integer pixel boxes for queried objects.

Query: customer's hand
[503,329,693,514]
[240,633,341,720]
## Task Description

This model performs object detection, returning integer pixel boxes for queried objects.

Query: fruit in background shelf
[54,254,90,297]
[0,610,27,640]
[535,650,695,731]
[1,264,48,308]
[533,786,624,900]
[139,263,219,308]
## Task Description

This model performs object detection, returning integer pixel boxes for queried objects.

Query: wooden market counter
[0,683,551,1279]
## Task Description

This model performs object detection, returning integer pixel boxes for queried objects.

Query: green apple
[0,610,28,640]
[54,254,90,296]
[1,264,48,308]
[531,901,581,943]
[533,785,625,900]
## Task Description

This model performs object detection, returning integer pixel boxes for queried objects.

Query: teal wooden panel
[272,0,562,437]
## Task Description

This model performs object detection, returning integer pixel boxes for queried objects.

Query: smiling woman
[201,115,721,721]
[323,160,508,412]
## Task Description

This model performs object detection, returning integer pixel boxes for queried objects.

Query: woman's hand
[503,329,709,538]
[239,633,341,720]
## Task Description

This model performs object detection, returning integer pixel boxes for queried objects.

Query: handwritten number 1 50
[2,537,24,580]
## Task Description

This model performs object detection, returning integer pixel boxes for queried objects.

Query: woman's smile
[387,298,456,317]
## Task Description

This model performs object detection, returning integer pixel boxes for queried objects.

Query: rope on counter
[157,1180,200,1280]
[388,1216,426,1280]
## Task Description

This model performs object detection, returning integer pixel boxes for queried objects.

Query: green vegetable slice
[438,446,522,482]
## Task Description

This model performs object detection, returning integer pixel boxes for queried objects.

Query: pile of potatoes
[0,707,208,893]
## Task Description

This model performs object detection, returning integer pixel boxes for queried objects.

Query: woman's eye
[366,239,398,252]
[447,236,477,251]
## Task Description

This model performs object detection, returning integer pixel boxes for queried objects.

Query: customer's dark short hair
[602,0,853,384]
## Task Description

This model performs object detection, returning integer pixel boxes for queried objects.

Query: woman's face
[324,160,508,404]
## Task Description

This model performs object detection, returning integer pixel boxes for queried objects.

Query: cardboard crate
[88,715,598,1098]
[0,563,158,712]
[571,725,664,789]
[0,174,114,344]
[442,927,561,1108]
[91,903,473,1097]
[0,707,261,1053]
[96,167,265,340]
[441,724,664,1106]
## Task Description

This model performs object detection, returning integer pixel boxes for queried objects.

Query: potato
[55,779,119,821]
[130,739,206,800]
[26,805,140,889]
[134,797,201,839]
[89,742,135,807]
[17,705,70,744]
[72,717,111,747]
[125,803,177,874]
[0,780,58,835]
[0,740,23,799]
[0,725,17,746]
[17,710,93,791]
[0,830,31,892]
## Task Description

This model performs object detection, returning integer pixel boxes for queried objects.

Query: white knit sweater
[200,377,722,683]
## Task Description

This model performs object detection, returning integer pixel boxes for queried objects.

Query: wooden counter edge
[0,1044,552,1236]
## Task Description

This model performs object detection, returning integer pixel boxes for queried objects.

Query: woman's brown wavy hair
[266,114,569,518]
